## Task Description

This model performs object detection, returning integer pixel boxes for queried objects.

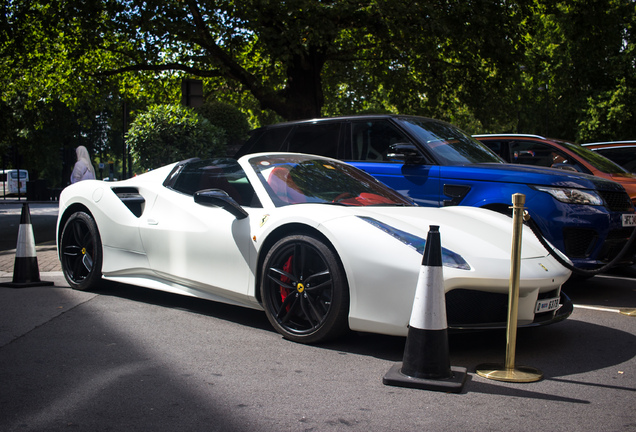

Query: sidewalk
[0,244,62,278]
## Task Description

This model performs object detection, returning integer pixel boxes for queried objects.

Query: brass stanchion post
[476,193,543,382]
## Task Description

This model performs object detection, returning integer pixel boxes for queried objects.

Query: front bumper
[446,290,574,331]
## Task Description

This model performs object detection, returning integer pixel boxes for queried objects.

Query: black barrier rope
[524,214,636,277]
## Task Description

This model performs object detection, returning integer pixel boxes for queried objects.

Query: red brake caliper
[280,255,293,311]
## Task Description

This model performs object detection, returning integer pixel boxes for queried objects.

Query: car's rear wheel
[60,211,103,291]
[261,234,349,344]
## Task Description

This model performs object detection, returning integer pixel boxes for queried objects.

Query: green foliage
[578,78,636,142]
[2,0,634,182]
[519,0,636,141]
[195,101,250,152]
[126,105,226,171]
[46,0,530,124]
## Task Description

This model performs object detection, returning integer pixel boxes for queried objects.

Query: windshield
[398,118,503,165]
[558,141,630,174]
[249,154,414,207]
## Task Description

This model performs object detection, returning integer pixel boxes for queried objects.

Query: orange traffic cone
[383,225,467,392]
[0,203,54,288]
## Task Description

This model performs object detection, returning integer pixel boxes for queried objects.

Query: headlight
[532,186,604,205]
[357,216,471,270]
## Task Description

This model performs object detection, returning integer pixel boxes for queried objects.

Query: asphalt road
[0,273,635,432]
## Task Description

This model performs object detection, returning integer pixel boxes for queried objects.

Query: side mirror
[194,189,249,220]
[387,143,425,164]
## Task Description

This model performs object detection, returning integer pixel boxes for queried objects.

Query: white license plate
[535,297,560,314]
[623,214,636,227]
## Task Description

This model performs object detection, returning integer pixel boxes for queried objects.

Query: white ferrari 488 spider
[57,153,572,343]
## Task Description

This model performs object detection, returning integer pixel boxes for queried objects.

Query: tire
[260,234,349,344]
[60,211,103,291]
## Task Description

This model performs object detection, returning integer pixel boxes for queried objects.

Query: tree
[126,104,226,170]
[579,78,636,142]
[520,0,636,141]
[4,0,633,177]
[1,0,189,183]
[60,0,528,125]
[195,101,251,155]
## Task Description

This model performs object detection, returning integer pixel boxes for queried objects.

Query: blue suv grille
[598,228,636,264]
[563,228,598,258]
[599,190,633,211]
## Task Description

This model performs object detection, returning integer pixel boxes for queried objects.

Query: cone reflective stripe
[383,225,467,392]
[408,245,446,331]
[0,203,53,288]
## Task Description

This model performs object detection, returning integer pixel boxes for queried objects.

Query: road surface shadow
[92,279,636,381]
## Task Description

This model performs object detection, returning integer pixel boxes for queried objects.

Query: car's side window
[597,148,636,173]
[350,120,411,161]
[170,159,262,207]
[286,123,341,158]
[509,141,581,170]
[480,140,507,159]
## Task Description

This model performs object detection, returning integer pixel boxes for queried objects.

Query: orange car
[473,134,636,206]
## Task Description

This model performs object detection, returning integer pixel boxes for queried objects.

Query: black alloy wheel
[60,211,103,291]
[261,234,349,344]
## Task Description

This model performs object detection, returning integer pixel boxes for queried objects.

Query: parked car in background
[236,115,636,271]
[581,141,636,174]
[56,153,573,343]
[0,169,28,196]
[473,134,636,206]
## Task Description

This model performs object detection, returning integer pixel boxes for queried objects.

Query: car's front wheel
[261,234,349,344]
[60,211,103,291]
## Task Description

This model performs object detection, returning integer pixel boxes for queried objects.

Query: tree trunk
[260,49,326,120]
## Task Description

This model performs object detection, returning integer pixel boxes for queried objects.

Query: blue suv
[236,115,636,271]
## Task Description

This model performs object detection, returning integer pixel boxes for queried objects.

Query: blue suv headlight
[532,186,604,205]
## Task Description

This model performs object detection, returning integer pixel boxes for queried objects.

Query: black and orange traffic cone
[0,203,54,288]
[383,225,467,392]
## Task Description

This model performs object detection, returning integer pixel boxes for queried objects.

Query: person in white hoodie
[70,146,96,184]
